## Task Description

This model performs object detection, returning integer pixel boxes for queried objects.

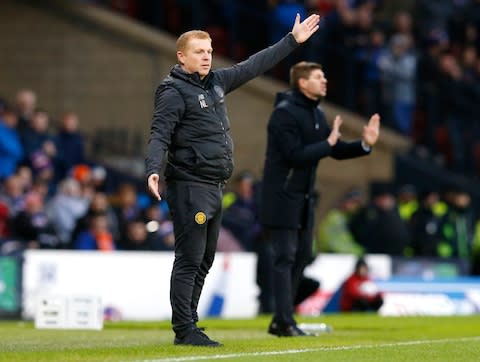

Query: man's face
[177,38,213,79]
[300,69,327,100]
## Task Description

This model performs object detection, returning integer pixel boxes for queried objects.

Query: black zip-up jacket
[145,33,299,184]
[261,89,370,228]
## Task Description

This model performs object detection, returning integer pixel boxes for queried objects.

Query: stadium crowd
[0,90,177,254]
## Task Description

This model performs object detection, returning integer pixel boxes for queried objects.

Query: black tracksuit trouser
[166,180,223,337]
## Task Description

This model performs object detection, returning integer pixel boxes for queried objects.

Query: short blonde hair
[176,30,212,52]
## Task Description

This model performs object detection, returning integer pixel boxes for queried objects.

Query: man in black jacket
[145,15,320,346]
[261,61,380,337]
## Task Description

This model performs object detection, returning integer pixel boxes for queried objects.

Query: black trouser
[166,180,223,337]
[269,225,313,327]
[255,238,275,314]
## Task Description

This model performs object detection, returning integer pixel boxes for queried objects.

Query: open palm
[363,113,381,146]
[291,14,320,44]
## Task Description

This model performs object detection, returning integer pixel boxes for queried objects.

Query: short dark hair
[355,257,368,272]
[289,61,322,89]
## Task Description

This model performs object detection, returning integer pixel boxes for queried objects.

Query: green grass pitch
[1,314,479,361]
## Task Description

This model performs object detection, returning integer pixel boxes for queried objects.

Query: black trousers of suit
[269,210,314,327]
[166,180,223,338]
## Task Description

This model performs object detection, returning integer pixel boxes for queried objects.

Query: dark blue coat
[260,90,370,229]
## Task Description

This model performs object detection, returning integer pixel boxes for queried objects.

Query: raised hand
[363,113,381,147]
[291,13,320,44]
[327,115,342,146]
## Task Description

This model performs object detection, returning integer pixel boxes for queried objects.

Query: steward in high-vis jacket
[145,15,321,347]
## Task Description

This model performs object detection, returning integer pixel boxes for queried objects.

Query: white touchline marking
[139,336,480,362]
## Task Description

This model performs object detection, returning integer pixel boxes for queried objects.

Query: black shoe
[174,328,223,347]
[268,322,313,337]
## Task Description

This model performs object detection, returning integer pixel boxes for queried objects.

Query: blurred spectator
[216,226,244,252]
[72,192,119,244]
[316,189,365,255]
[15,89,37,130]
[350,182,411,255]
[409,188,445,257]
[378,34,417,134]
[269,1,307,43]
[471,216,480,275]
[415,0,454,39]
[16,164,33,193]
[337,0,377,109]
[54,112,85,181]
[11,191,59,249]
[390,10,414,39]
[74,212,115,251]
[354,27,386,117]
[450,0,480,51]
[69,163,96,199]
[112,182,141,242]
[0,201,8,240]
[19,109,56,176]
[438,185,475,259]
[397,183,418,221]
[141,203,175,251]
[0,175,25,218]
[90,165,108,192]
[0,107,23,180]
[221,171,261,251]
[416,28,449,153]
[268,1,308,79]
[438,53,476,173]
[45,178,90,247]
[306,0,337,17]
[30,179,50,201]
[339,257,383,312]
[30,149,55,187]
[71,163,91,186]
[121,218,153,251]
[461,46,478,83]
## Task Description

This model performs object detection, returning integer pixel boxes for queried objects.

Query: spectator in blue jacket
[0,107,23,180]
[19,109,56,170]
[54,112,85,181]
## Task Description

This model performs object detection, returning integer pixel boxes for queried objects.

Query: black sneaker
[174,328,223,347]
[268,322,313,337]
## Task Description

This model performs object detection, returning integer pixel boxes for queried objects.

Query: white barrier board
[23,251,259,321]
[35,295,103,330]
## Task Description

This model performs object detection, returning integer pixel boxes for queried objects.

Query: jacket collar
[275,89,321,108]
[170,64,212,88]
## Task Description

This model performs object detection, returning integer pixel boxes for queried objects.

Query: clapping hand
[362,113,381,147]
[327,115,342,146]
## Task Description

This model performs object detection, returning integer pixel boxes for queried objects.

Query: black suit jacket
[260,89,370,229]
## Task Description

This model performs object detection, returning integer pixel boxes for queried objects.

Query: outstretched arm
[217,14,320,93]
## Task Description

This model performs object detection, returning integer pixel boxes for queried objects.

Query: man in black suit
[260,61,380,336]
